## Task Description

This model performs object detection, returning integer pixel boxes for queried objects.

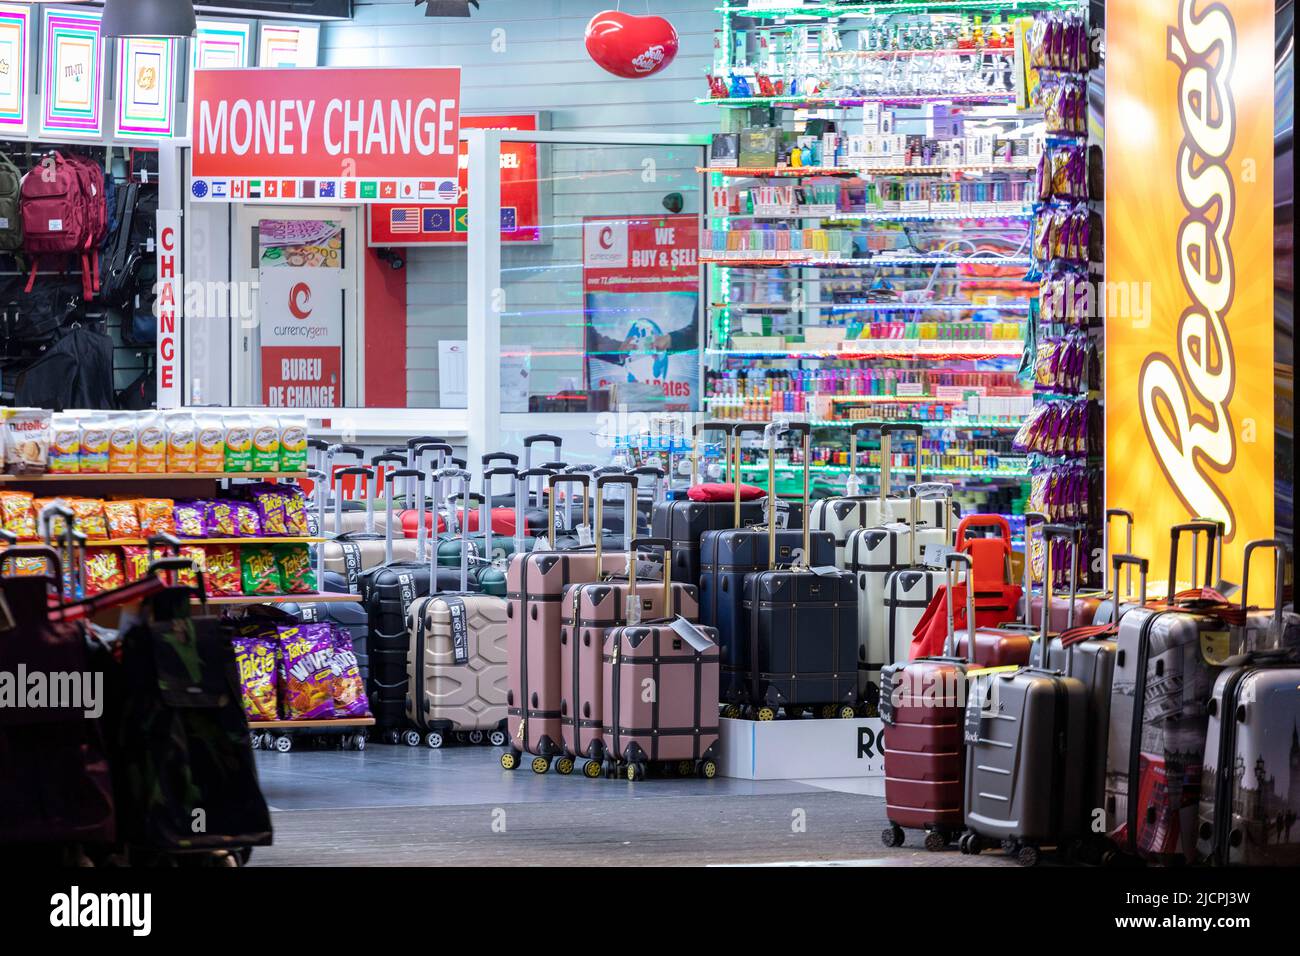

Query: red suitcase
[879,552,986,850]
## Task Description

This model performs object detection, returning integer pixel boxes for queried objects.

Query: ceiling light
[102,0,197,39]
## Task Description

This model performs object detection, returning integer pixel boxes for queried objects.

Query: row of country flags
[388,206,519,234]
[190,177,462,202]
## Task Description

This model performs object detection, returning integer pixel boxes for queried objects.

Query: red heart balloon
[584,10,679,79]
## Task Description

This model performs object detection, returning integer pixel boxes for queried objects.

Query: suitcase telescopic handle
[779,422,813,570]
[880,423,924,500]
[1191,515,1226,588]
[1111,554,1149,611]
[1042,524,1081,634]
[1241,539,1290,646]
[547,474,591,545]
[692,420,733,484]
[482,451,519,467]
[1105,509,1135,594]
[944,552,977,663]
[628,537,673,614]
[1168,521,1219,598]
[333,444,365,460]
[729,422,769,526]
[907,482,953,567]
[523,434,562,471]
[406,435,443,449]
[594,474,637,563]
[633,466,666,508]
[385,468,427,562]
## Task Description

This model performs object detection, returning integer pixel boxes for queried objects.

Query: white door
[233,206,361,408]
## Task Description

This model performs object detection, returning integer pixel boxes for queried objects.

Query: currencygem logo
[288,282,312,320]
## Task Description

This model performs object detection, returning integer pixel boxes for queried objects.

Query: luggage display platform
[718,717,886,781]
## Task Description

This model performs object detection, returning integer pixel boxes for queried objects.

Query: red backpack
[20,151,104,299]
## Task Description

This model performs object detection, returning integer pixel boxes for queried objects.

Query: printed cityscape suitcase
[1046,551,1149,846]
[1104,521,1233,864]
[961,525,1088,865]
[1197,539,1300,866]
[503,473,628,772]
[603,617,721,781]
[879,551,982,851]
[404,506,510,751]
[651,421,766,584]
[740,424,859,718]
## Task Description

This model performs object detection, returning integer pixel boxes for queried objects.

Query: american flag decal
[390,208,420,234]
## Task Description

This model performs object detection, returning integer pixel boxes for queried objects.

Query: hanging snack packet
[173,500,207,539]
[224,415,253,472]
[104,500,142,538]
[279,417,308,471]
[165,412,197,473]
[251,415,281,472]
[83,548,126,596]
[107,416,139,474]
[0,491,36,540]
[233,501,262,537]
[49,415,81,475]
[277,624,338,720]
[241,545,282,595]
[274,544,317,594]
[136,412,167,474]
[330,629,370,718]
[204,499,237,537]
[233,637,280,722]
[136,498,176,537]
[196,413,225,472]
[252,486,289,536]
[203,544,242,597]
[79,418,111,474]
[68,498,108,540]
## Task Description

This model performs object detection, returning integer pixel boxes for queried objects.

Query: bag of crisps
[224,415,253,473]
[196,413,225,473]
[277,624,337,720]
[279,416,308,472]
[136,498,176,537]
[120,545,151,582]
[251,487,289,537]
[233,637,280,722]
[0,491,37,540]
[251,414,281,472]
[241,545,282,596]
[233,501,262,538]
[176,544,206,590]
[78,417,111,474]
[108,416,139,474]
[204,499,237,537]
[329,628,370,718]
[68,498,108,539]
[173,500,207,539]
[136,412,167,474]
[165,412,197,473]
[203,544,242,597]
[282,486,311,536]
[49,414,80,474]
[274,544,317,594]
[83,547,126,596]
[104,500,142,539]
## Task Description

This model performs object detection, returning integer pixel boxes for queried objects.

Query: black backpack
[13,323,115,410]
[0,278,84,347]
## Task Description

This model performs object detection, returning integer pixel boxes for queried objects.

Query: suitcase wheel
[426,732,445,749]
[249,731,262,750]
[488,730,508,748]
[756,706,777,722]
[1016,845,1041,867]
[273,735,293,753]
[454,732,469,744]
[698,759,717,780]
[784,704,804,719]
[958,832,985,856]
[385,730,402,746]
[881,825,905,848]
[676,760,695,777]
[555,757,575,775]
[353,734,367,752]
[837,705,857,720]
[404,730,422,748]
[923,830,948,852]
[501,751,520,771]
[583,759,603,779]
[626,762,646,782]
[721,704,742,720]
[531,756,550,774]
[468,730,485,745]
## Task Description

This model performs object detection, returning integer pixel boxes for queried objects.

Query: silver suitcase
[961,524,1088,865]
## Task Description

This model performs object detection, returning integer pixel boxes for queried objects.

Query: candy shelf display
[699,2,1089,507]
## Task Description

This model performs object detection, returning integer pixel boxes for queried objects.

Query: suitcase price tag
[576,523,594,547]
[809,565,843,577]
[923,543,955,569]
[670,616,716,652]
[963,675,991,744]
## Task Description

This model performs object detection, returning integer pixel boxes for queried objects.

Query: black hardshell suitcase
[739,423,857,717]
[960,524,1088,865]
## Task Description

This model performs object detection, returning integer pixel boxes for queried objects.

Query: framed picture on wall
[41,5,105,137]
[193,18,253,70]
[115,36,179,139]
[258,21,320,68]
[0,3,31,135]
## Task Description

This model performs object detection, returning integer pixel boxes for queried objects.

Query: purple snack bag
[173,499,207,539]
[252,487,290,537]
[329,627,370,718]
[233,636,279,722]
[277,624,338,720]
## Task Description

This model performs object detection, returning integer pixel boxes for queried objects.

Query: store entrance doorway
[233,205,361,408]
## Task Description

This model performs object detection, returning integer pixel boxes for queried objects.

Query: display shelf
[710,207,1034,222]
[1,536,324,548]
[0,471,307,483]
[713,301,1032,312]
[707,342,1023,359]
[250,717,375,731]
[198,592,361,606]
[807,419,1023,430]
[737,463,1029,479]
[697,92,1018,108]
[698,164,1034,177]
[714,0,1073,17]
[703,254,1034,267]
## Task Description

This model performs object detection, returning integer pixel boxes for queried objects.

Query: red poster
[368,114,541,245]
[192,67,461,180]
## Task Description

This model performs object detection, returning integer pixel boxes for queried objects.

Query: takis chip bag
[252,487,289,536]
[283,486,311,536]
[277,624,337,720]
[203,544,242,597]
[83,547,126,596]
[329,629,370,718]
[120,545,151,582]
[274,543,317,594]
[233,637,280,722]
[205,499,237,537]
[241,545,282,596]
[233,502,262,538]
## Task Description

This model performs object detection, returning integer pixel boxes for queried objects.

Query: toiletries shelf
[699,164,1036,177]
[710,207,1034,222]
[714,1,1075,18]
[806,419,1023,430]
[696,92,1018,109]
[737,463,1030,479]
[713,302,1033,312]
[706,342,1024,359]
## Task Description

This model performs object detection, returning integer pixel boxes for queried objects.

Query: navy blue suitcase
[700,525,835,701]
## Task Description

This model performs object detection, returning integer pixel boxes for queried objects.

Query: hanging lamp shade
[101,0,197,39]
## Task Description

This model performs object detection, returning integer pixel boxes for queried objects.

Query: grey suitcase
[1197,539,1300,866]
[960,524,1088,865]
